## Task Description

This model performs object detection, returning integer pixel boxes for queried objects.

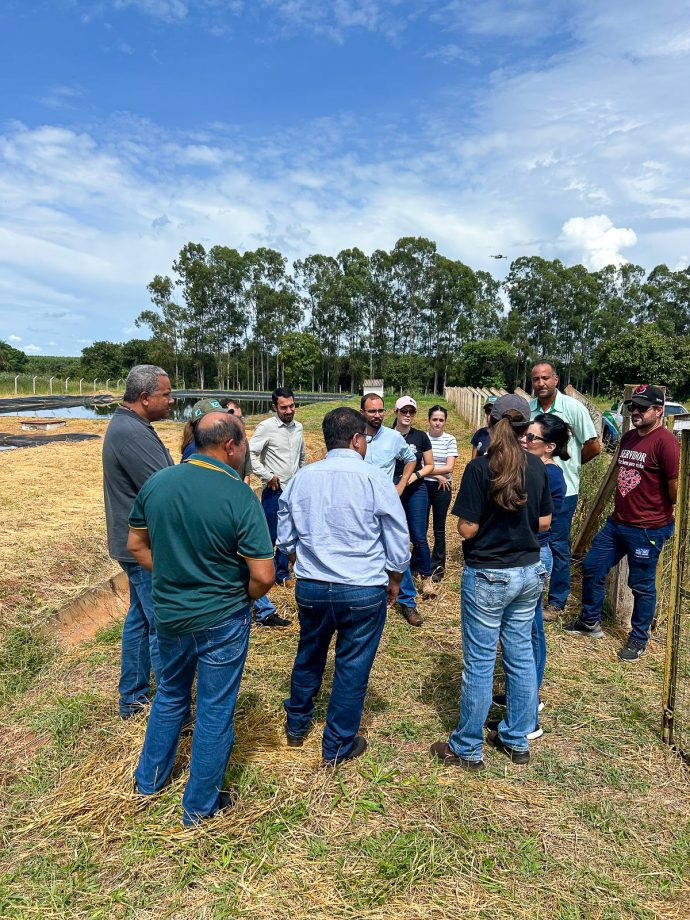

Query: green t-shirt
[129,453,274,636]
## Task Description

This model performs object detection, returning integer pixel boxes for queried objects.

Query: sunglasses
[629,403,652,413]
[398,407,416,415]
[524,432,546,443]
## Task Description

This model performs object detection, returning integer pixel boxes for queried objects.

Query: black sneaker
[430,740,485,771]
[255,612,291,628]
[322,735,367,767]
[563,618,604,639]
[431,566,445,584]
[486,728,530,764]
[617,639,646,661]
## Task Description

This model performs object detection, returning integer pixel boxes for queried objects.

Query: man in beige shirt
[249,386,306,587]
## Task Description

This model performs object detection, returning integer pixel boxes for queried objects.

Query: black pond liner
[0,395,116,414]
[0,432,102,449]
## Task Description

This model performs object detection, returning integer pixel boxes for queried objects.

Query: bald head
[195,412,244,449]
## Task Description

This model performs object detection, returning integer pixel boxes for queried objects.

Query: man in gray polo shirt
[102,364,174,717]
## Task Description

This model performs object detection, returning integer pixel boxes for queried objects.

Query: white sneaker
[526,725,544,741]
[538,699,545,713]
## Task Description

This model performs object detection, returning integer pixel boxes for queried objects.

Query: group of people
[102,362,679,822]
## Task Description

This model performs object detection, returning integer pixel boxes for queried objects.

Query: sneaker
[431,567,444,584]
[526,724,544,741]
[563,617,604,639]
[617,639,647,661]
[491,693,544,713]
[543,604,563,622]
[255,612,291,628]
[486,728,530,764]
[322,735,367,767]
[421,577,438,598]
[400,605,424,626]
[430,740,485,771]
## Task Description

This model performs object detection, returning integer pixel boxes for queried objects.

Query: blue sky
[1,0,689,356]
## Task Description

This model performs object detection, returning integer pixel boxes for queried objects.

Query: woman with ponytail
[430,394,552,769]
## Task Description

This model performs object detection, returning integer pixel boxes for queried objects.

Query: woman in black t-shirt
[392,396,436,601]
[430,394,551,770]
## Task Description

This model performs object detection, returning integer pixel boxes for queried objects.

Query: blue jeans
[548,494,578,608]
[531,543,553,730]
[118,561,162,717]
[134,607,251,826]
[580,517,674,644]
[426,480,452,571]
[397,567,418,608]
[449,563,546,761]
[401,484,432,578]
[253,592,276,622]
[285,580,387,762]
[261,486,290,583]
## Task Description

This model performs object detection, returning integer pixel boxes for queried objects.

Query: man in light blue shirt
[277,407,409,766]
[530,362,601,614]
[360,393,424,625]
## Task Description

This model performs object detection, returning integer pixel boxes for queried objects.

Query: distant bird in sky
[490,254,507,259]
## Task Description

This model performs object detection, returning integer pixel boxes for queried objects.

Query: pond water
[0,394,331,422]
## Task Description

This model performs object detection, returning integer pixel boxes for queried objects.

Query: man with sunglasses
[565,385,679,660]
[359,393,424,624]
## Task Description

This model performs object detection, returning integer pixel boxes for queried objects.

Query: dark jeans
[284,580,387,762]
[134,607,251,825]
[118,561,161,718]
[580,517,674,644]
[261,486,290,583]
[548,494,578,608]
[400,483,432,578]
[425,480,452,572]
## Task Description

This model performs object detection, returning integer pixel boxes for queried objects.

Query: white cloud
[560,216,637,269]
[8,334,22,342]
[37,85,84,110]
[113,0,189,22]
[24,344,43,354]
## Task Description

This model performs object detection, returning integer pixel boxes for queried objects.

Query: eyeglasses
[524,433,546,443]
[629,403,652,413]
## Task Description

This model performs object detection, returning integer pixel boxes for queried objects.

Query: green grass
[1,398,689,919]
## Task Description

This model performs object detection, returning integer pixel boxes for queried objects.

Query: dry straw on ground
[1,402,689,919]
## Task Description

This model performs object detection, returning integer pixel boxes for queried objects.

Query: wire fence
[663,426,690,762]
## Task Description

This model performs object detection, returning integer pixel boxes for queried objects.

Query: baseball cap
[191,398,231,421]
[395,395,417,411]
[623,384,664,408]
[484,395,498,411]
[490,393,531,426]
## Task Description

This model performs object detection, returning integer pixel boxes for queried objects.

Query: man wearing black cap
[565,385,679,660]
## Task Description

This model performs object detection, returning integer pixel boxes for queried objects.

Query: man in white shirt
[249,386,307,589]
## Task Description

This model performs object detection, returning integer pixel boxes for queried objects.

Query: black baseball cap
[623,385,664,408]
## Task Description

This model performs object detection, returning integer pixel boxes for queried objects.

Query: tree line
[3,239,689,397]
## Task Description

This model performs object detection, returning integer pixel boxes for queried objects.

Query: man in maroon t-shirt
[565,385,679,660]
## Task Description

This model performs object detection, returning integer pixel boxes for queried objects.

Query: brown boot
[421,577,438,598]
[400,605,423,626]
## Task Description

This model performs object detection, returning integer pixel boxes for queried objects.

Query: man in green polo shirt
[530,361,601,615]
[128,412,275,826]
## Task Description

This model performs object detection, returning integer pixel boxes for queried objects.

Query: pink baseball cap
[395,396,417,411]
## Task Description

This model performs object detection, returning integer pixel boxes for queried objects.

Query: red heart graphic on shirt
[617,466,642,497]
